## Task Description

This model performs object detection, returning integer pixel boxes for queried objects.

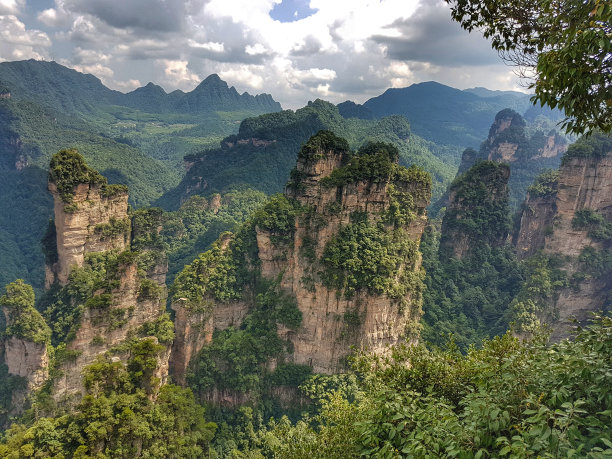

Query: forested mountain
[0,60,281,116]
[157,99,457,209]
[0,132,609,458]
[0,57,610,458]
[341,81,563,152]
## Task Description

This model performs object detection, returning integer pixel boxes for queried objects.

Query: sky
[0,0,526,108]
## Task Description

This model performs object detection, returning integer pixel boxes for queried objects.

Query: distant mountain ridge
[0,60,282,115]
[339,81,562,149]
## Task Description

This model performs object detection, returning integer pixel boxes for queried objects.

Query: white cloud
[188,40,224,52]
[245,43,267,56]
[0,0,23,15]
[219,65,264,89]
[7,0,523,106]
[113,78,142,91]
[37,7,72,28]
[156,59,201,88]
[0,15,51,61]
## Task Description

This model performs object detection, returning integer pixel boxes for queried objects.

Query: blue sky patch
[269,0,318,23]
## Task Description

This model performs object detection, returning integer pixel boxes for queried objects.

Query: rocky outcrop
[514,135,612,339]
[3,337,48,391]
[46,181,129,287]
[173,133,432,378]
[170,297,249,385]
[514,193,557,258]
[52,262,170,401]
[456,109,567,209]
[277,146,430,373]
[0,279,51,418]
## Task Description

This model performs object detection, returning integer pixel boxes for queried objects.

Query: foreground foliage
[246,315,612,458]
[0,344,216,458]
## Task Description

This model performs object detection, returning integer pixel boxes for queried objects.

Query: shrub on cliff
[48,149,106,202]
[0,279,50,345]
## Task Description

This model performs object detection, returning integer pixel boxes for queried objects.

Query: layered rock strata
[46,181,129,287]
[515,148,612,339]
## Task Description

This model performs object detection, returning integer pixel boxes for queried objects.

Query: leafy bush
[441,161,511,252]
[572,209,605,229]
[256,315,612,458]
[298,129,350,161]
[252,194,301,239]
[322,220,421,299]
[561,131,612,165]
[48,149,106,202]
[0,346,216,457]
[93,216,131,241]
[171,234,244,305]
[320,141,431,190]
[0,279,50,345]
[527,169,559,197]
[189,278,301,395]
[138,313,175,345]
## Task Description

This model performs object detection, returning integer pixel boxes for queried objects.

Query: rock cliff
[39,150,171,404]
[514,133,612,339]
[45,150,130,287]
[172,132,431,386]
[0,280,50,392]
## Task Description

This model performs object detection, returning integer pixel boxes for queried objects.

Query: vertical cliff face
[36,150,172,403]
[0,280,50,420]
[514,170,559,258]
[514,134,612,339]
[172,132,432,382]
[3,338,48,391]
[276,140,430,373]
[52,260,170,402]
[440,161,511,260]
[46,181,129,287]
[0,280,50,392]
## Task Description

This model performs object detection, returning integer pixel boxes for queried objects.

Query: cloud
[7,0,524,107]
[37,7,72,28]
[373,1,500,66]
[0,0,23,15]
[64,0,205,32]
[0,15,50,62]
[156,58,201,87]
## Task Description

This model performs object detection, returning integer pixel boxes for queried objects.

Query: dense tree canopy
[446,0,612,135]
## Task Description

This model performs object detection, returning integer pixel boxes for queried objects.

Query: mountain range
[0,59,564,291]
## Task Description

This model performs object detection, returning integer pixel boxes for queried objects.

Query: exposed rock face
[170,298,249,385]
[52,262,170,401]
[539,133,567,159]
[545,155,612,256]
[515,146,612,339]
[46,181,129,286]
[514,193,557,259]
[3,337,48,391]
[456,109,567,209]
[173,138,432,379]
[277,150,430,373]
